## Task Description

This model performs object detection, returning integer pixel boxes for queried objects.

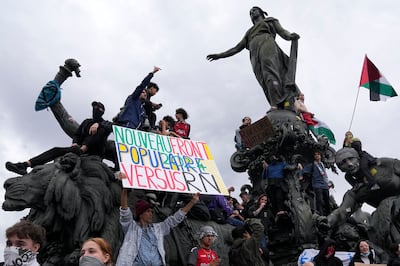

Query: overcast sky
[1,0,399,256]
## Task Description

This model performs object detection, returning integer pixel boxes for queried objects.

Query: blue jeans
[226,217,244,227]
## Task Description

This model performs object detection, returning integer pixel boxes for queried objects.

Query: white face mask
[3,246,38,266]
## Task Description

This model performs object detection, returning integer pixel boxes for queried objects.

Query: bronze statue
[326,148,400,230]
[207,6,300,110]
[2,59,236,266]
[3,153,123,265]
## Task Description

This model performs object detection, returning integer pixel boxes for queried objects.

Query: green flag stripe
[361,81,397,97]
[309,126,336,145]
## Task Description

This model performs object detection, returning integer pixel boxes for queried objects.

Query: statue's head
[250,7,267,24]
[335,147,360,174]
[3,163,55,211]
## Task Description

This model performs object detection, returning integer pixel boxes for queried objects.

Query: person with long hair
[247,194,275,249]
[348,240,376,266]
[80,237,113,266]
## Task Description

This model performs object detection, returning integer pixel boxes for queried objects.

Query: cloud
[1,0,399,257]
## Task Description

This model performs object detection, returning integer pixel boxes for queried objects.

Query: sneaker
[5,162,27,175]
[370,184,380,190]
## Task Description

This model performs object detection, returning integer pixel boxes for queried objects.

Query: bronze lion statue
[3,153,123,265]
[3,152,237,266]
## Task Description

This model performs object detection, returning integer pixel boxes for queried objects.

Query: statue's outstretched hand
[206,54,221,61]
[290,32,300,40]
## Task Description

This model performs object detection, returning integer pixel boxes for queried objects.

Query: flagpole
[348,86,361,131]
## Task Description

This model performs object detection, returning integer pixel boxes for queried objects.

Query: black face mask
[92,108,104,121]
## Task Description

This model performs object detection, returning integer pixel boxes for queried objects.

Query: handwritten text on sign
[113,125,228,195]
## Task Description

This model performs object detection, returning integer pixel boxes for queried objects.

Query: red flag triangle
[359,55,381,86]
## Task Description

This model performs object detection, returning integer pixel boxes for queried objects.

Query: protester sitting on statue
[294,92,336,144]
[342,131,354,148]
[239,190,254,219]
[154,115,176,136]
[207,6,300,111]
[227,188,247,221]
[114,66,161,130]
[328,180,339,211]
[143,80,162,130]
[348,240,376,266]
[312,238,343,266]
[2,220,46,266]
[350,138,380,190]
[229,218,269,266]
[79,237,113,266]
[168,108,191,139]
[187,225,221,266]
[247,194,275,249]
[205,194,244,226]
[294,92,308,114]
[234,116,252,150]
[116,187,199,266]
[261,154,302,215]
[227,196,245,223]
[299,151,331,216]
[6,101,113,175]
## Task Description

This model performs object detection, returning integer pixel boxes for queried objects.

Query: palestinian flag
[359,55,397,101]
[301,112,336,145]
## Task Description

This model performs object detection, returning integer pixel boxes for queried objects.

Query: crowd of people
[0,64,390,265]
[5,194,400,266]
[6,66,191,176]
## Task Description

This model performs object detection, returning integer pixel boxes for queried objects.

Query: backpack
[35,80,61,111]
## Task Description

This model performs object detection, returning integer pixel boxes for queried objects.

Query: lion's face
[3,164,54,211]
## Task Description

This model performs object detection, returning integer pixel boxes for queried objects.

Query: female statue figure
[207,6,300,110]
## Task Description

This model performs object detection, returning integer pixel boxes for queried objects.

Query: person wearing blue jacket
[261,154,301,215]
[300,151,330,216]
[116,66,160,129]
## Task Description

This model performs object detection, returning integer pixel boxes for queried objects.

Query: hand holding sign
[113,125,228,196]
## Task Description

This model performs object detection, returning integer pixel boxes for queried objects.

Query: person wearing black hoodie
[313,238,343,266]
[5,101,113,175]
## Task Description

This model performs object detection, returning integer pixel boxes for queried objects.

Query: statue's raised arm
[207,6,300,110]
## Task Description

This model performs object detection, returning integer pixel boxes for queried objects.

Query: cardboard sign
[113,125,228,195]
[240,116,274,148]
